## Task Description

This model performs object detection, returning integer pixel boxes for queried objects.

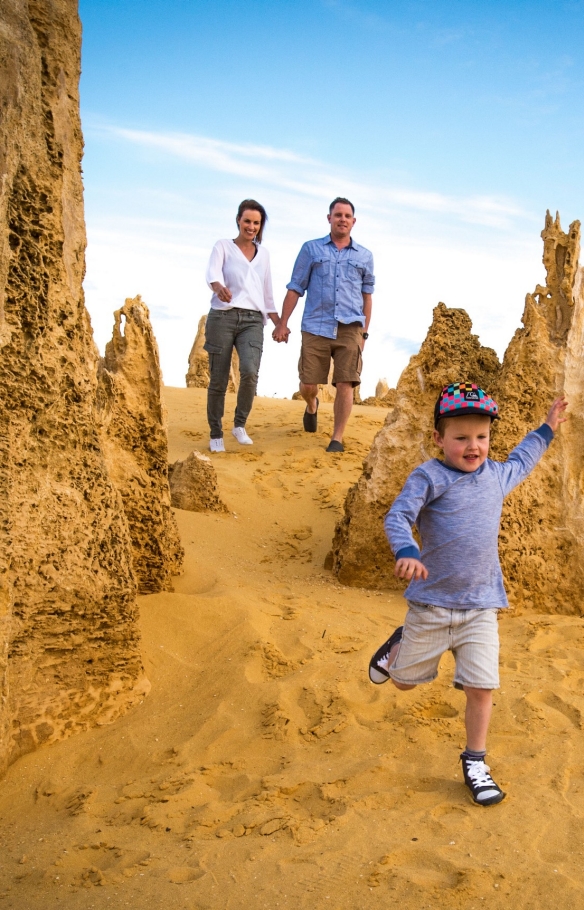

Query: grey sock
[462,748,487,761]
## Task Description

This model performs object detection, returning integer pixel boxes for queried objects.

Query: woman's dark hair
[236,199,268,243]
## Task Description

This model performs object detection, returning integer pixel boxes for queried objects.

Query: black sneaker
[368,627,403,684]
[303,397,319,432]
[460,754,506,806]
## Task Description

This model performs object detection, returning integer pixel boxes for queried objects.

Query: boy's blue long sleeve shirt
[384,426,553,610]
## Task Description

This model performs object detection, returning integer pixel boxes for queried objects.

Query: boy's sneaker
[460,754,506,806]
[368,627,403,684]
[232,426,253,445]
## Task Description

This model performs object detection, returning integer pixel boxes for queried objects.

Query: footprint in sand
[298,686,351,740]
[368,848,506,897]
[260,642,300,678]
[528,690,583,729]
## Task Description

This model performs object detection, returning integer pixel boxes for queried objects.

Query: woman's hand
[394,558,428,581]
[211,281,232,303]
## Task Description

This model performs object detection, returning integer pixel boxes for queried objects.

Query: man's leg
[329,324,363,446]
[298,332,331,431]
[299,382,319,414]
[331,381,354,443]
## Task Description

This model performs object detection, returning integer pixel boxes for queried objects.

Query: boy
[368,381,567,806]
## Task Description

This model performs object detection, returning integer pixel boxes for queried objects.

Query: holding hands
[272,321,291,343]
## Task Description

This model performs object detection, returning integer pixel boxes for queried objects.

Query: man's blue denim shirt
[286,235,375,339]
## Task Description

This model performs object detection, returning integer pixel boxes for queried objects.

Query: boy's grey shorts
[389,602,500,690]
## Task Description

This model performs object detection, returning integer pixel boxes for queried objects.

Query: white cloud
[102,124,527,230]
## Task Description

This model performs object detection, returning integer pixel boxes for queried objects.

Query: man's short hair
[329,197,355,215]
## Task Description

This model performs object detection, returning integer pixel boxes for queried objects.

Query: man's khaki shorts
[299,323,363,387]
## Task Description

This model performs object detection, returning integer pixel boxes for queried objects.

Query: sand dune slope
[0,389,583,909]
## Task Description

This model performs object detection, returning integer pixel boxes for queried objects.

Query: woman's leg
[205,310,238,438]
[233,312,264,429]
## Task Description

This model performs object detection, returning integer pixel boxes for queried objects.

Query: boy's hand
[545,396,568,433]
[394,558,428,581]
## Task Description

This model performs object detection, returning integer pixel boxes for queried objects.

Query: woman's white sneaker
[209,438,225,453]
[232,427,253,445]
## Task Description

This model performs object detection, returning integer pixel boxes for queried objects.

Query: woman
[204,199,280,453]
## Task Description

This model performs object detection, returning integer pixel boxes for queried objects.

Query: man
[273,198,374,452]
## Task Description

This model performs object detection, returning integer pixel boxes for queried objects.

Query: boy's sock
[462,747,487,761]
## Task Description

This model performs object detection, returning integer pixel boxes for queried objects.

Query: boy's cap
[434,382,499,428]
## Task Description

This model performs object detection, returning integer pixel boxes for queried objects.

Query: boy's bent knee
[392,679,417,691]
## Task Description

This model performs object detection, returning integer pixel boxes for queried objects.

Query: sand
[0,387,583,909]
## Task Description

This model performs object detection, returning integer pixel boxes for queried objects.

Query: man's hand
[272,322,291,343]
[394,558,428,581]
[210,281,232,303]
[545,396,568,432]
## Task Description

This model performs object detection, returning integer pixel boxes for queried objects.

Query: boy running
[368,381,567,806]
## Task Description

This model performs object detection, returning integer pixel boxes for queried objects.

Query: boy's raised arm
[545,396,568,433]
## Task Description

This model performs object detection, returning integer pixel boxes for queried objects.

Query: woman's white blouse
[205,239,277,325]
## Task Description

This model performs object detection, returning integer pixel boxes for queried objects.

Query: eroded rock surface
[330,303,501,589]
[0,0,147,770]
[169,450,229,513]
[493,214,584,613]
[186,314,239,392]
[97,296,184,593]
[361,380,397,408]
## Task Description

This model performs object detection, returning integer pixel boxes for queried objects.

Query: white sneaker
[209,437,225,453]
[232,426,253,445]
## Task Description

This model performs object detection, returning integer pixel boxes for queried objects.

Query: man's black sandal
[326,440,344,453]
[368,626,403,684]
[460,754,506,806]
[303,397,319,432]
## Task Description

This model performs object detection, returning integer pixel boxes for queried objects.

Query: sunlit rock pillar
[0,0,148,771]
[97,296,184,593]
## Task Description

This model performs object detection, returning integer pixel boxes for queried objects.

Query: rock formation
[186,314,239,392]
[0,0,147,771]
[329,303,501,589]
[361,380,397,408]
[376,378,390,399]
[492,213,584,613]
[169,450,229,513]
[97,296,184,593]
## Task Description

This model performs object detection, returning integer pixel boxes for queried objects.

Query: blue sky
[79,0,584,395]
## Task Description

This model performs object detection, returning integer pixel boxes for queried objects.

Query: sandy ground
[1,387,584,909]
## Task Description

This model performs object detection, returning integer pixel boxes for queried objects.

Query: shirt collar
[435,458,488,475]
[324,234,357,250]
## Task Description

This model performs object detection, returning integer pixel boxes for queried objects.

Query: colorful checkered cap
[434,382,499,428]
